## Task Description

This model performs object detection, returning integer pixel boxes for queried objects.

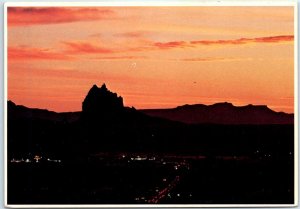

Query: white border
[3,1,298,208]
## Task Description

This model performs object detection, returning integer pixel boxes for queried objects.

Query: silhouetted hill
[7,100,80,122]
[140,102,293,125]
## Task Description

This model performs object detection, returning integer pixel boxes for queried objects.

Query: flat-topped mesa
[82,84,124,115]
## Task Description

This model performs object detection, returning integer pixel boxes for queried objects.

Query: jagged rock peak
[82,83,124,113]
[100,83,107,90]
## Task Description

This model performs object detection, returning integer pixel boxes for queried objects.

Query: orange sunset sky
[7,6,294,113]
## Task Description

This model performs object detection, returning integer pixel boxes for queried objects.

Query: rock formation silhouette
[81,84,124,123]
[82,84,124,114]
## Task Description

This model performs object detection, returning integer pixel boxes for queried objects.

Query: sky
[7,6,294,113]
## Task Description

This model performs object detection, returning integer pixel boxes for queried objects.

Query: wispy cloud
[13,35,291,62]
[143,35,294,51]
[190,35,294,45]
[8,46,72,61]
[252,35,294,43]
[153,41,190,49]
[63,41,115,54]
[8,7,115,26]
[61,40,149,55]
[151,35,293,50]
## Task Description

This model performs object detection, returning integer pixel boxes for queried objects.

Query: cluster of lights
[10,155,61,163]
[122,154,156,161]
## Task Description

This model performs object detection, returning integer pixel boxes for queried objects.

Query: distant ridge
[140,102,293,125]
[7,84,294,125]
[7,100,80,123]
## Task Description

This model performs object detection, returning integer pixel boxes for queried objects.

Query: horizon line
[7,100,294,115]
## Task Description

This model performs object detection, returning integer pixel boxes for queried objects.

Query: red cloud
[61,35,294,56]
[152,35,293,50]
[63,41,115,54]
[190,35,293,45]
[153,41,189,49]
[8,7,115,26]
[253,35,294,43]
[17,35,291,61]
[8,46,72,61]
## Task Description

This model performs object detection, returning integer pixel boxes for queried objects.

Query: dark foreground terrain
[8,124,294,205]
[8,150,294,204]
[7,85,294,205]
